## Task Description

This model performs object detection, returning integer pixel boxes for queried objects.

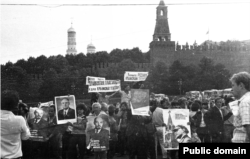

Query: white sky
[1,0,250,64]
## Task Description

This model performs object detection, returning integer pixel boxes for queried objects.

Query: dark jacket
[28,118,49,138]
[58,108,76,120]
[87,128,110,151]
[206,106,232,134]
[126,109,152,138]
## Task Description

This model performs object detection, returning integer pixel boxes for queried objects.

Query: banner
[130,89,150,116]
[88,80,121,93]
[86,76,105,85]
[162,109,190,150]
[124,72,148,82]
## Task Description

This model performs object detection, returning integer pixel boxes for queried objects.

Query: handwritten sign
[86,76,105,85]
[124,72,148,82]
[88,80,121,93]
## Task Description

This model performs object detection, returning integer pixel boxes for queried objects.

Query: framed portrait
[55,95,77,124]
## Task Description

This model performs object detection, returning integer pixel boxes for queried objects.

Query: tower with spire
[87,37,96,54]
[149,0,175,67]
[67,22,77,54]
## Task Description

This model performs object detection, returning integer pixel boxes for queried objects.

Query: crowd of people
[1,71,250,159]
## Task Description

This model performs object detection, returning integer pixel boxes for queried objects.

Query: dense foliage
[1,47,231,103]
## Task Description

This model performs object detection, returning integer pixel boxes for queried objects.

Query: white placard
[86,76,105,85]
[124,72,148,82]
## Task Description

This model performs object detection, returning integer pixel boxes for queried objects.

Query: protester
[1,90,31,159]
[221,96,235,143]
[107,105,118,159]
[126,107,152,159]
[192,103,210,143]
[27,108,49,159]
[152,98,168,159]
[206,97,232,143]
[67,103,87,159]
[230,71,250,143]
[116,102,129,157]
[46,105,62,159]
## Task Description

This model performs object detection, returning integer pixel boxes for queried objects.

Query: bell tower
[67,22,77,54]
[149,0,175,67]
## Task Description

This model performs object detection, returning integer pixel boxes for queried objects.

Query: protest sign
[86,76,105,85]
[162,109,190,150]
[124,71,148,82]
[229,100,239,116]
[130,89,150,116]
[55,95,77,124]
[88,80,121,93]
[86,114,110,151]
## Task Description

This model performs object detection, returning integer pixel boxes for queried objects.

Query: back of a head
[77,103,87,112]
[1,90,19,111]
[108,105,115,116]
[191,102,200,112]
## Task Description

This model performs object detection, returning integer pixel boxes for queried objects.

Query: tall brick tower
[150,0,175,67]
[67,23,77,54]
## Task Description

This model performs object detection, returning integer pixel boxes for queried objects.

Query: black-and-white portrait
[55,95,77,124]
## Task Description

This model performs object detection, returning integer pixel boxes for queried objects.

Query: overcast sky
[1,0,250,64]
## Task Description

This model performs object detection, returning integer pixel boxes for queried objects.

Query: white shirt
[119,90,131,104]
[1,110,31,158]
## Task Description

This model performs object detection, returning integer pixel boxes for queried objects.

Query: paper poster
[55,95,77,124]
[124,72,148,82]
[229,100,239,116]
[86,76,105,85]
[162,109,190,150]
[130,89,150,116]
[88,80,121,93]
[86,114,110,151]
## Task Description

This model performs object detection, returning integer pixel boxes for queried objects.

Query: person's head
[61,98,70,110]
[120,102,128,111]
[49,105,56,117]
[115,102,120,109]
[34,108,44,120]
[77,103,87,116]
[215,97,223,108]
[94,116,103,130]
[191,102,200,112]
[178,97,187,109]
[1,90,19,111]
[230,72,250,99]
[101,102,108,113]
[171,101,179,108]
[92,102,101,115]
[108,105,115,116]
[160,97,170,109]
[201,102,208,110]
[124,84,130,91]
[18,102,29,117]
[173,125,189,138]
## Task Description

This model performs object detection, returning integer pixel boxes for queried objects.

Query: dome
[68,27,75,32]
[87,43,96,49]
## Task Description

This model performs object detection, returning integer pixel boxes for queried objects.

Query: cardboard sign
[86,76,105,85]
[162,109,190,150]
[124,72,148,82]
[88,80,121,93]
[130,89,150,116]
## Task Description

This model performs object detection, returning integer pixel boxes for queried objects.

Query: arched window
[160,10,164,16]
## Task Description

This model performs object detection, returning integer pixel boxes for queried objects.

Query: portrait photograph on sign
[130,89,150,116]
[55,95,77,124]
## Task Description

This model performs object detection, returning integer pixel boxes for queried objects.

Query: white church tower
[67,23,77,54]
